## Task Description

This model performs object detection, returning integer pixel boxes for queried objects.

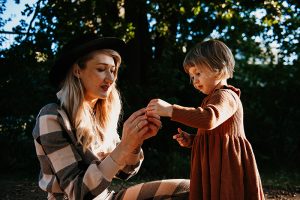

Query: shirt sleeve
[116,147,144,180]
[171,89,239,130]
[107,131,144,180]
[33,105,124,200]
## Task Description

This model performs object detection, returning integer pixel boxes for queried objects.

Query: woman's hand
[110,108,149,166]
[121,108,149,152]
[110,108,162,166]
[146,99,173,117]
[143,112,161,140]
[173,128,193,148]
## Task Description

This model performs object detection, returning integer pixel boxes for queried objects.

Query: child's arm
[146,99,173,117]
[146,90,239,130]
[171,90,239,130]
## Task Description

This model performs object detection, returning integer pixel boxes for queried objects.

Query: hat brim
[50,37,126,88]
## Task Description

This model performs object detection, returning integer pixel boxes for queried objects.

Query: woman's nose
[105,71,114,83]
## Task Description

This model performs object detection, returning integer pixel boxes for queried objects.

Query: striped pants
[112,179,190,200]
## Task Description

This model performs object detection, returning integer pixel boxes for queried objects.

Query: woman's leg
[113,179,190,200]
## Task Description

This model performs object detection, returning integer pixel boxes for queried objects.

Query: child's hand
[146,99,173,117]
[173,128,193,148]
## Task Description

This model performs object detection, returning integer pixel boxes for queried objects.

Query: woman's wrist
[132,145,142,154]
[168,105,174,117]
[110,142,129,167]
[110,142,141,166]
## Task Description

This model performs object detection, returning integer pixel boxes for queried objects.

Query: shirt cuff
[126,149,144,165]
[98,155,123,181]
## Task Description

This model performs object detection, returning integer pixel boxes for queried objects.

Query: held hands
[146,99,173,117]
[119,108,161,154]
[173,128,193,148]
[111,108,161,166]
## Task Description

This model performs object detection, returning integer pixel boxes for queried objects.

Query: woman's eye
[97,68,105,72]
[110,67,116,73]
[196,72,201,76]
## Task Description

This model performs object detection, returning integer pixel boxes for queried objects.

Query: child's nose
[193,77,200,84]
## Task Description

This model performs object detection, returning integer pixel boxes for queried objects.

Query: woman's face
[188,66,220,95]
[78,52,117,103]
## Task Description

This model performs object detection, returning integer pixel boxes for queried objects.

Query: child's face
[188,66,220,95]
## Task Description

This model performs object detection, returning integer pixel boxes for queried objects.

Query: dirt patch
[264,188,300,200]
[0,179,46,200]
[0,178,299,200]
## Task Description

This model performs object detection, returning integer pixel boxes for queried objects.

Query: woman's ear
[73,64,81,78]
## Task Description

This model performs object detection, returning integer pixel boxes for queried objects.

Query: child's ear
[73,65,81,78]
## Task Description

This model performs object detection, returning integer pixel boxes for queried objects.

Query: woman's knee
[114,179,190,200]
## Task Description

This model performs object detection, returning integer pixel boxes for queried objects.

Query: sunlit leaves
[157,21,169,36]
[35,51,48,63]
[192,5,200,16]
[179,6,185,14]
[124,22,135,42]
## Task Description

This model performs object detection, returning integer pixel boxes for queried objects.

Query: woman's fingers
[146,112,160,119]
[146,117,161,127]
[126,108,146,124]
[135,118,148,130]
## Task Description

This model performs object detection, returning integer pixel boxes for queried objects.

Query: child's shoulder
[217,85,240,97]
[211,86,241,102]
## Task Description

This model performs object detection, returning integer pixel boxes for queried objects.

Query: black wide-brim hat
[50,33,126,88]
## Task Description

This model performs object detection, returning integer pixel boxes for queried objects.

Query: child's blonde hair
[183,39,235,79]
[58,49,122,152]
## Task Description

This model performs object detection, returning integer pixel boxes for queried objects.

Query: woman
[32,33,190,200]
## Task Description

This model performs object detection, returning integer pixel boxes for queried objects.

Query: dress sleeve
[171,89,239,130]
[33,106,124,200]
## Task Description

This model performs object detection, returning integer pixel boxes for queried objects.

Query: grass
[261,169,300,191]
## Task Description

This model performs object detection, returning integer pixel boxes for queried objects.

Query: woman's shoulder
[38,103,61,117]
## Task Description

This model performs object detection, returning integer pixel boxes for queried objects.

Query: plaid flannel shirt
[32,103,144,200]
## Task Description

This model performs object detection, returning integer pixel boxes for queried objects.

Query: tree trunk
[124,0,152,86]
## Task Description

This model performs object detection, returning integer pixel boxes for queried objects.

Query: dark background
[0,0,299,184]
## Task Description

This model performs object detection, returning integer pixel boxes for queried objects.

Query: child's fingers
[177,128,184,137]
[173,133,184,140]
[149,99,159,104]
[173,134,180,139]
[145,105,156,112]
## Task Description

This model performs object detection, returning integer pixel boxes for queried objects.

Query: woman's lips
[101,85,109,91]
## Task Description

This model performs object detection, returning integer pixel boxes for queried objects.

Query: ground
[0,176,299,200]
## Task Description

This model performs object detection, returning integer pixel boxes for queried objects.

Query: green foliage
[0,0,299,177]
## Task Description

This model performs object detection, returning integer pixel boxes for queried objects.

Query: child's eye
[190,76,194,83]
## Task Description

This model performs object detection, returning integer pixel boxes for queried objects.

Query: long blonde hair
[58,49,122,152]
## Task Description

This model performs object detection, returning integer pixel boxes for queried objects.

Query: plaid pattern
[33,103,143,200]
[111,179,190,200]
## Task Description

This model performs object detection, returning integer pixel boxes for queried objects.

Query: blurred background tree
[0,0,299,179]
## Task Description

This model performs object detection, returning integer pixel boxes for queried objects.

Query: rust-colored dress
[171,85,265,200]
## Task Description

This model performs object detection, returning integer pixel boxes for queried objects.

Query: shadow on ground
[0,175,299,200]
